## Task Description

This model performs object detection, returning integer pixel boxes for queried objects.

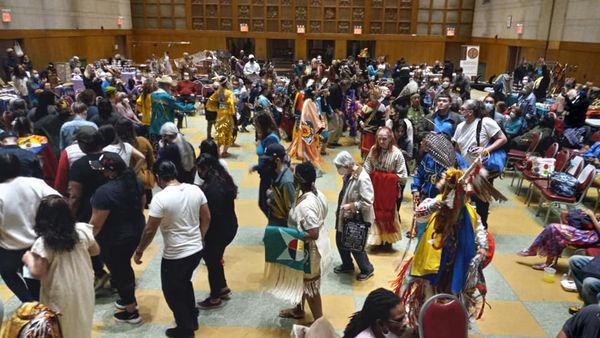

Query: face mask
[579,90,587,97]
[484,102,494,112]
[123,98,129,104]
[33,74,39,79]
[442,82,449,89]
[106,76,113,81]
[522,80,528,85]
[336,167,347,176]
[184,76,190,81]
[509,112,516,119]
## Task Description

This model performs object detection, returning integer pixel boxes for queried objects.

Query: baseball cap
[89,152,127,172]
[159,122,179,136]
[0,130,17,140]
[75,126,101,146]
[260,143,286,161]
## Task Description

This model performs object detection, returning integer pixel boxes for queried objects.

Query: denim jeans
[335,231,374,274]
[570,255,600,306]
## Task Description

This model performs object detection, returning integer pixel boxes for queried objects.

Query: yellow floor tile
[477,300,545,337]
[133,243,160,275]
[488,208,543,236]
[193,245,265,292]
[352,251,404,296]
[195,327,288,338]
[492,254,579,302]
[0,284,14,303]
[136,289,175,324]
[321,189,339,202]
[235,200,267,227]
[226,160,252,170]
[240,172,261,188]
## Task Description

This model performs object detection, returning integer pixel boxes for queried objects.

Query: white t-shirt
[0,177,60,250]
[103,142,134,165]
[193,158,230,186]
[65,143,85,167]
[453,117,502,164]
[148,183,207,260]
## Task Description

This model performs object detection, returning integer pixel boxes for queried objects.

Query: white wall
[472,0,600,43]
[0,0,132,30]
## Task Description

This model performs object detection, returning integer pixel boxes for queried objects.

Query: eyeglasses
[387,315,406,325]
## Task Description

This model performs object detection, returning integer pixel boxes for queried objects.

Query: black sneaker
[113,310,142,324]
[334,265,355,274]
[356,271,374,281]
[219,288,232,300]
[114,299,139,310]
[197,297,224,310]
[165,327,194,338]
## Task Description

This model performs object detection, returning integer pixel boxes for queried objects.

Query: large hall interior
[0,0,599,337]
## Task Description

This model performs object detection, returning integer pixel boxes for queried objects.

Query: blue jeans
[335,231,374,274]
[569,255,600,306]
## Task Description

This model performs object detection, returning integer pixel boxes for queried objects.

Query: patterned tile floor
[1,115,598,337]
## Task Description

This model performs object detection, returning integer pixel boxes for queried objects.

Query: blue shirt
[504,117,525,137]
[59,117,98,150]
[411,153,468,198]
[433,113,456,137]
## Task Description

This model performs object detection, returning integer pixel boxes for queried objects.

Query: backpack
[549,172,578,198]
[0,302,62,338]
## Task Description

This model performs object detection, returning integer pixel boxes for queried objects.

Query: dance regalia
[342,88,357,137]
[394,167,502,327]
[364,147,407,245]
[18,135,57,186]
[288,98,324,169]
[206,89,236,147]
[358,101,385,156]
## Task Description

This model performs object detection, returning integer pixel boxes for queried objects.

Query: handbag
[476,118,507,175]
[13,41,24,58]
[340,212,369,252]
[549,172,578,197]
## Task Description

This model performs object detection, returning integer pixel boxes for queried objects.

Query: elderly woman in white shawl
[279,162,332,320]
[157,122,196,184]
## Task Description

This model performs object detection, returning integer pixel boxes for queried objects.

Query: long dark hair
[196,153,238,199]
[343,288,401,338]
[97,98,113,119]
[34,195,79,252]
[117,168,144,206]
[254,113,280,141]
[115,118,139,148]
[199,138,219,158]
[35,90,56,121]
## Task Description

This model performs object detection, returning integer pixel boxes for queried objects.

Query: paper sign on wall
[460,45,479,78]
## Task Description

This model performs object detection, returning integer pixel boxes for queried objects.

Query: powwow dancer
[394,159,503,326]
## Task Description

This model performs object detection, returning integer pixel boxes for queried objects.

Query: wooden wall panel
[477,42,509,80]
[376,40,445,65]
[1,30,131,68]
[295,38,307,61]
[131,34,226,63]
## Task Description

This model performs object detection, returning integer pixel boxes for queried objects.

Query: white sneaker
[561,279,577,292]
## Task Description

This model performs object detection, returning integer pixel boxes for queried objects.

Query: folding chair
[418,293,468,338]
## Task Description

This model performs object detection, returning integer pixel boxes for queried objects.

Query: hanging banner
[460,45,480,78]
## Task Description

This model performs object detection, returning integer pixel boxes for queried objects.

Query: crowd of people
[0,45,599,338]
